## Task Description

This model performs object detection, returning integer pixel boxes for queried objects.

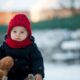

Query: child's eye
[21,31,24,33]
[13,31,17,33]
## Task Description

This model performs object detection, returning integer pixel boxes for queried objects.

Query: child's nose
[16,33,20,37]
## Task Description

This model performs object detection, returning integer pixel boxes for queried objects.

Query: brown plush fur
[0,57,35,80]
[0,56,14,80]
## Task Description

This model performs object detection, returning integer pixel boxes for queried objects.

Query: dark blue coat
[0,37,44,80]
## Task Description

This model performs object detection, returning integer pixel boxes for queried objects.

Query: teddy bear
[0,56,35,80]
[0,56,14,80]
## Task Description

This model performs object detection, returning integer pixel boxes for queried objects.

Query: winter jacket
[0,36,44,80]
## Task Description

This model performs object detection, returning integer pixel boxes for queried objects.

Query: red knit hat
[5,14,32,48]
[7,14,32,38]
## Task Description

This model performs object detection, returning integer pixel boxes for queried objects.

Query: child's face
[11,26,28,41]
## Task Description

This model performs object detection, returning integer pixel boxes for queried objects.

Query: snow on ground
[44,62,80,80]
[33,29,71,48]
[33,29,80,80]
[33,29,80,61]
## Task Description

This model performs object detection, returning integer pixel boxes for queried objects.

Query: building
[0,11,29,25]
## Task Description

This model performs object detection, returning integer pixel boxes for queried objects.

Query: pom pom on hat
[7,14,32,37]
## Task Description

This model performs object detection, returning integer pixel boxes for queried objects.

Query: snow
[71,30,80,39]
[33,29,80,80]
[44,62,80,80]
[61,40,80,50]
[33,29,70,48]
[32,29,80,61]
[52,52,73,61]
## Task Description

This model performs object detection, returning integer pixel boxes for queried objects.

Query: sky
[60,0,80,8]
[0,0,80,12]
[0,0,38,11]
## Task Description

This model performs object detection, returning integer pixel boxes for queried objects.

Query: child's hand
[35,74,42,80]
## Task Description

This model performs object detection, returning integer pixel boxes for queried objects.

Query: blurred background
[0,0,80,80]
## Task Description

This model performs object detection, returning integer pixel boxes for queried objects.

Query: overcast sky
[59,0,80,8]
[0,0,80,12]
[0,0,38,11]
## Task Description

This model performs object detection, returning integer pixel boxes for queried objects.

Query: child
[0,14,44,80]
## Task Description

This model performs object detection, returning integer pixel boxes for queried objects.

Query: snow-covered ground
[33,29,71,48]
[44,62,80,80]
[33,29,80,62]
[33,29,80,80]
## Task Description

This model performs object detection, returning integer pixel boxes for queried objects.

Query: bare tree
[70,0,76,14]
[58,0,80,15]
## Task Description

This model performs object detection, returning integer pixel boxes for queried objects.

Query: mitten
[24,74,35,80]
